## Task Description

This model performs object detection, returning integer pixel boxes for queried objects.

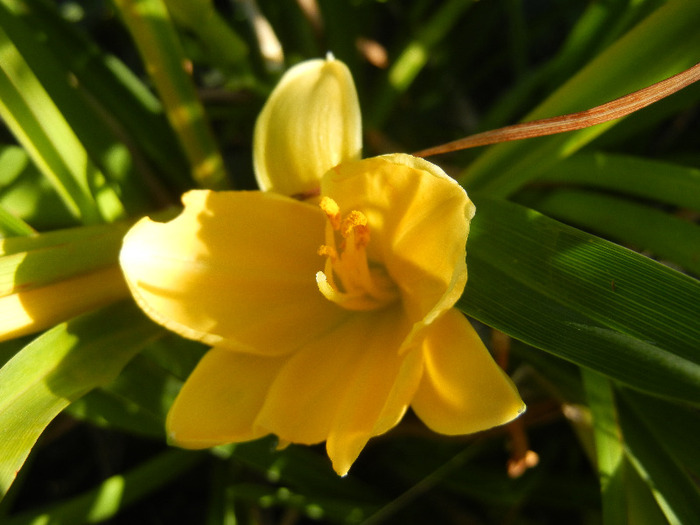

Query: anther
[318,245,338,261]
[319,197,341,230]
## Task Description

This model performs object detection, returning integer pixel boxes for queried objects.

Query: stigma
[316,197,398,310]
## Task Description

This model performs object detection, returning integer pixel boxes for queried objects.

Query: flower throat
[316,197,398,310]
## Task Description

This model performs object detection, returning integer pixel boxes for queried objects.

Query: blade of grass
[367,0,474,129]
[65,388,165,439]
[458,1,700,196]
[0,206,34,238]
[581,370,625,525]
[619,395,700,525]
[4,449,202,525]
[67,336,206,439]
[0,25,109,224]
[0,145,77,231]
[224,482,378,524]
[619,390,700,479]
[473,0,665,134]
[0,301,164,499]
[351,442,483,525]
[416,63,700,157]
[113,0,228,189]
[457,197,700,404]
[165,0,249,71]
[536,152,700,213]
[521,188,700,276]
[0,1,152,215]
[624,457,669,525]
[14,0,192,195]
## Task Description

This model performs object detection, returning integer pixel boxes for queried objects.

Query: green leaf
[8,0,191,194]
[0,1,153,216]
[0,145,76,231]
[521,187,700,276]
[367,0,474,129]
[4,449,201,525]
[66,335,206,439]
[0,21,124,223]
[537,152,700,213]
[619,395,700,525]
[458,197,700,404]
[459,1,700,196]
[623,458,669,525]
[0,206,34,238]
[1,222,129,293]
[65,387,164,439]
[0,301,164,499]
[582,370,625,525]
[620,390,700,480]
[113,0,227,189]
[165,0,249,70]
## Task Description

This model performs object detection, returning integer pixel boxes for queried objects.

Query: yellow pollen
[317,244,338,261]
[316,197,398,311]
[340,211,370,248]
[319,196,341,230]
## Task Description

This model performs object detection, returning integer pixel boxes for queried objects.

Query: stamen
[341,211,370,248]
[317,245,338,261]
[316,198,399,311]
[319,196,341,230]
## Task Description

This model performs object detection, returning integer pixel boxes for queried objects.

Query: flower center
[316,197,399,310]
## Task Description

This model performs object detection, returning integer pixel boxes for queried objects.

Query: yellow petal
[322,154,474,342]
[326,343,424,476]
[254,307,422,474]
[119,190,348,355]
[253,56,362,196]
[411,309,525,435]
[166,347,286,447]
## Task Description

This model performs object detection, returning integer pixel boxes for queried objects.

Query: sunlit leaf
[459,1,700,196]
[0,33,121,224]
[112,0,227,189]
[458,197,700,403]
[582,370,625,525]
[522,188,700,276]
[619,396,700,525]
[0,302,164,499]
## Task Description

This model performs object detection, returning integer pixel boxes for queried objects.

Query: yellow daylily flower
[119,56,524,476]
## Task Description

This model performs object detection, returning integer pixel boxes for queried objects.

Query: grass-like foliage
[0,1,698,523]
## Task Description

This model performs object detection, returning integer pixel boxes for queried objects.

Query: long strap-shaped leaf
[0,302,164,499]
[619,394,700,525]
[536,152,700,214]
[457,197,700,404]
[523,188,700,277]
[6,0,192,195]
[415,63,700,157]
[3,449,201,524]
[457,1,700,196]
[0,222,132,342]
[0,25,110,224]
[583,370,625,525]
[113,0,227,190]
